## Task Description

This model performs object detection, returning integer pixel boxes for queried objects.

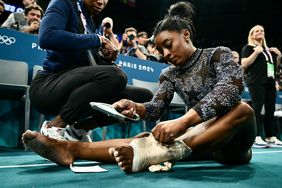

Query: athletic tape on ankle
[129,133,192,172]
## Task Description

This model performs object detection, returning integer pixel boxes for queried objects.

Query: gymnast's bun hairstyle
[153,1,196,41]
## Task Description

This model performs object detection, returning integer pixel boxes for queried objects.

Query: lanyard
[76,1,97,66]
[262,48,274,64]
[76,1,92,34]
[261,48,275,78]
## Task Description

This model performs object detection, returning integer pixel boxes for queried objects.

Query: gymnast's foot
[109,145,134,173]
[109,133,192,173]
[22,130,74,166]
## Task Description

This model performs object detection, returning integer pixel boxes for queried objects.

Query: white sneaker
[252,136,270,148]
[265,136,282,148]
[40,121,67,141]
[64,125,92,142]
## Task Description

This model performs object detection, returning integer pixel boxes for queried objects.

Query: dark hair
[24,4,44,17]
[153,1,196,41]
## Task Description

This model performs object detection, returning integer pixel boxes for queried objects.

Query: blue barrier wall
[116,55,168,84]
[1,28,47,147]
[0,28,46,82]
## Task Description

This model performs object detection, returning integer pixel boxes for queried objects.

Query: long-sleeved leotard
[144,46,244,121]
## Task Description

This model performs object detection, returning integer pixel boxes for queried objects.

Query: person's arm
[178,108,202,126]
[151,108,202,143]
[269,47,282,56]
[269,47,282,69]
[21,20,40,34]
[241,45,263,69]
[102,25,119,47]
[1,13,16,28]
[130,39,147,60]
[106,33,119,47]
[38,0,101,50]
[193,47,244,121]
[117,34,127,52]
[277,55,282,70]
[134,47,147,60]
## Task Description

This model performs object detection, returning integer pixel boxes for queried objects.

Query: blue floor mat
[1,148,282,188]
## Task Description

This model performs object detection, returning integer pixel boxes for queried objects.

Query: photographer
[97,17,119,47]
[118,27,147,60]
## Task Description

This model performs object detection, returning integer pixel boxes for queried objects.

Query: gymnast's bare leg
[22,131,134,166]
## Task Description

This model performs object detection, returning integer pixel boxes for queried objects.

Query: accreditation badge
[267,62,275,78]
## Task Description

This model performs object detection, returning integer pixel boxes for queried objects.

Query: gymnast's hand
[100,36,118,61]
[151,119,188,144]
[112,99,137,119]
[152,109,202,143]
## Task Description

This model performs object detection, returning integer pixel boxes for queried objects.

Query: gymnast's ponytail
[153,1,196,42]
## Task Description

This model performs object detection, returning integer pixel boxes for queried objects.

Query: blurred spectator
[23,0,37,6]
[0,0,4,25]
[231,50,240,64]
[137,31,149,55]
[97,17,119,47]
[0,0,4,17]
[1,0,37,29]
[2,2,43,35]
[21,4,43,34]
[146,35,166,63]
[118,27,147,60]
[137,31,148,45]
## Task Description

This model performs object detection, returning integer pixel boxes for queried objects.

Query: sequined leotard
[144,46,244,121]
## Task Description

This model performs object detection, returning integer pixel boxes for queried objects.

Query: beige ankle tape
[129,133,192,173]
